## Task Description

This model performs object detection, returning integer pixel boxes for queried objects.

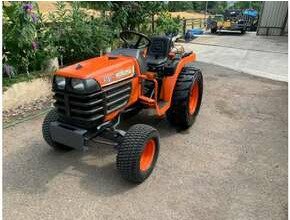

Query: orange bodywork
[55,52,196,122]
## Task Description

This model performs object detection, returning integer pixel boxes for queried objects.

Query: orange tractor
[42,31,203,183]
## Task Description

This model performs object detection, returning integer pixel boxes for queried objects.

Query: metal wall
[257,1,288,36]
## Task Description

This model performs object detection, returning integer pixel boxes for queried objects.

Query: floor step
[139,96,155,105]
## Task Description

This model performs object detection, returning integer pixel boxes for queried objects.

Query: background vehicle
[207,9,258,34]
[42,31,203,183]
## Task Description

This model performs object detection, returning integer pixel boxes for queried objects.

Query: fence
[181,18,207,35]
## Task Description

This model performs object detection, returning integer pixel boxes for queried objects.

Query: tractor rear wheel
[116,124,160,183]
[42,109,73,151]
[166,65,203,129]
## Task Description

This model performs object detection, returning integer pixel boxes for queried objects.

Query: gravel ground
[3,62,288,220]
[3,95,53,124]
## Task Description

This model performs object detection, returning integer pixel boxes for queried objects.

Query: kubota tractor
[42,31,203,183]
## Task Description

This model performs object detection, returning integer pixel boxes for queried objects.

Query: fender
[160,53,196,103]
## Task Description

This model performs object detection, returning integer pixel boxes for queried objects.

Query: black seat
[146,36,172,68]
[109,48,147,73]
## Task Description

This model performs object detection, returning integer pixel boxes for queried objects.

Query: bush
[156,12,181,35]
[3,2,49,76]
[48,2,117,65]
[3,1,118,82]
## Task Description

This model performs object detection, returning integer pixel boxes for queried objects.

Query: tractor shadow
[4,141,135,198]
[119,109,182,137]
[4,110,185,198]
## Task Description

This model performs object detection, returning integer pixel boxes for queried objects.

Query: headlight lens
[71,78,99,93]
[55,76,66,89]
[71,79,85,91]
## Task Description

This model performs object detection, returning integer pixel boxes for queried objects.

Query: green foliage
[207,2,228,14]
[110,2,152,31]
[3,1,118,82]
[156,12,181,35]
[3,2,42,76]
[48,2,116,64]
[82,1,166,32]
[3,1,59,78]
[166,1,228,14]
[167,2,198,11]
[232,1,262,11]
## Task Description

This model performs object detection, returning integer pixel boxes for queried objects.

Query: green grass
[3,71,52,92]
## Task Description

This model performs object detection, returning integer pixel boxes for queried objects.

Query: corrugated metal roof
[257,1,288,36]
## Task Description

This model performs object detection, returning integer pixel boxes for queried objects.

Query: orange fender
[160,53,196,103]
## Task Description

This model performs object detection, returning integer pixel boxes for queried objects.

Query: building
[257,1,288,36]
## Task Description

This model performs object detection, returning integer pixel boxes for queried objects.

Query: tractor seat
[146,36,172,69]
[109,48,147,73]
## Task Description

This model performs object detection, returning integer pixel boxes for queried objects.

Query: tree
[80,2,166,31]
[207,1,228,14]
[232,1,262,11]
[167,2,195,11]
[141,2,165,32]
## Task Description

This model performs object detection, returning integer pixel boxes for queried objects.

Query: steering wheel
[120,31,151,49]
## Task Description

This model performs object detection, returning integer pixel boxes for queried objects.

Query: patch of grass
[3,71,53,92]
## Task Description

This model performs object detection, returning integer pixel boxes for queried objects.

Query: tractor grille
[53,79,132,128]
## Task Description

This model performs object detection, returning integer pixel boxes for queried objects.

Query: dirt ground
[3,62,288,220]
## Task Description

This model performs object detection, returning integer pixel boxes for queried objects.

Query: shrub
[3,1,118,81]
[48,2,117,65]
[156,12,181,35]
[3,2,56,76]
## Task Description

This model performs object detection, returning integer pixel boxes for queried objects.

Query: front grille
[53,79,132,128]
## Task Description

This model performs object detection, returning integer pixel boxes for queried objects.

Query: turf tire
[166,65,203,129]
[116,124,160,183]
[42,109,73,151]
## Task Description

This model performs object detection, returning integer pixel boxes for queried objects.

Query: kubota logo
[115,68,132,78]
[103,76,113,83]
[102,66,134,86]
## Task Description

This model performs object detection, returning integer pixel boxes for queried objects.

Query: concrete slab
[179,32,288,82]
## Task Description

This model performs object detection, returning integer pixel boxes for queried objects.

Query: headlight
[54,76,65,89]
[71,78,99,93]
[71,79,85,91]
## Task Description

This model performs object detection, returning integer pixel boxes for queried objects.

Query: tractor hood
[55,55,136,87]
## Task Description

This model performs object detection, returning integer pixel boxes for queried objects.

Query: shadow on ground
[3,108,183,197]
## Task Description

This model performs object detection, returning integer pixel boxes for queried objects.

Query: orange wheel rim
[140,139,156,172]
[189,83,199,115]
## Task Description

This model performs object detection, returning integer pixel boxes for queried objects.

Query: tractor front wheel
[42,109,73,151]
[116,124,160,183]
[167,66,203,129]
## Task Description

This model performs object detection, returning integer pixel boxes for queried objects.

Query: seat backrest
[109,48,147,73]
[147,36,172,59]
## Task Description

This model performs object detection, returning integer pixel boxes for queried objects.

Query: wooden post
[204,1,208,28]
[183,18,186,35]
